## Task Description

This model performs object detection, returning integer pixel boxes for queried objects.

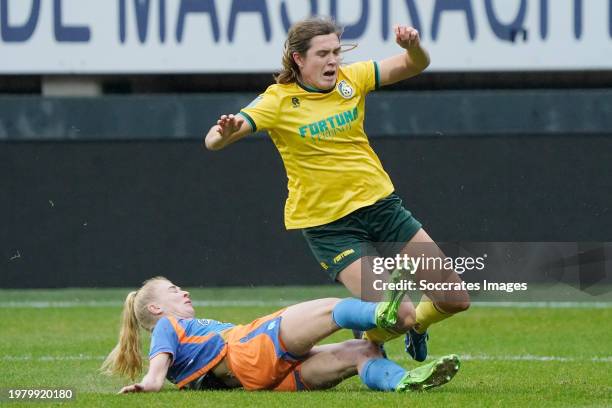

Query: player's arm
[118,353,171,394]
[204,113,253,151]
[378,25,430,87]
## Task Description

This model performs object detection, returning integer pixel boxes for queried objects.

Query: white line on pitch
[3,354,611,363]
[2,355,106,361]
[427,354,612,363]
[0,300,295,308]
[1,300,611,309]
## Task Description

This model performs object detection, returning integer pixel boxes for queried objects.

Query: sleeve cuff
[150,350,175,365]
[373,61,381,90]
[238,111,257,132]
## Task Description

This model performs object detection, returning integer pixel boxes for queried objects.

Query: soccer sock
[363,327,404,344]
[331,298,378,331]
[359,358,406,391]
[415,300,451,334]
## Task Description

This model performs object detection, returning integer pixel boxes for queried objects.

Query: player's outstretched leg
[278,290,411,359]
[296,340,459,392]
[400,229,472,361]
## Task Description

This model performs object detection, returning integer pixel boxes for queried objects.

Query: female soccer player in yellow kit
[205,17,470,361]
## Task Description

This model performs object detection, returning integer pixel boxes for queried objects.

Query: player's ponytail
[101,276,168,380]
[275,17,343,85]
[101,291,143,379]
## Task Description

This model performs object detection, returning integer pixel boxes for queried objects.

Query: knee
[327,340,382,381]
[396,302,416,332]
[326,297,343,313]
[332,339,382,368]
[437,298,471,314]
[351,339,383,360]
[455,299,471,313]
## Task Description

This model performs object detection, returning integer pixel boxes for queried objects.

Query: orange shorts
[224,310,308,391]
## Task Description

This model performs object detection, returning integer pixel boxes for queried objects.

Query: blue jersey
[149,316,235,388]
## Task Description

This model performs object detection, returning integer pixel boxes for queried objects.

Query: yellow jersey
[240,60,394,229]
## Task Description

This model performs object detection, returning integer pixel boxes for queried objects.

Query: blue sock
[360,358,407,391]
[331,298,377,331]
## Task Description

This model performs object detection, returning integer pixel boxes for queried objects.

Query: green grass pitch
[1,286,611,407]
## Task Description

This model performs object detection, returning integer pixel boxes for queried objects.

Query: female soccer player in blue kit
[102,276,459,393]
[205,17,470,360]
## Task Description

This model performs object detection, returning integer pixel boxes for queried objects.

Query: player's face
[156,281,195,319]
[298,33,341,90]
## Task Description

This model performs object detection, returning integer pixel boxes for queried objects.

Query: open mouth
[323,70,336,78]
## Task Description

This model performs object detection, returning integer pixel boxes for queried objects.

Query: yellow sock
[363,327,404,344]
[415,301,451,334]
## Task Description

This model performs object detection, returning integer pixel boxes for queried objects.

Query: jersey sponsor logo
[197,319,212,326]
[298,107,359,141]
[320,262,329,270]
[333,249,356,264]
[337,80,355,99]
[291,97,300,108]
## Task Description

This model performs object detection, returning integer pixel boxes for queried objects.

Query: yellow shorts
[224,310,308,391]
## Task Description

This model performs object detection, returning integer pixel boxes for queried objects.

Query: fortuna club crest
[337,80,354,99]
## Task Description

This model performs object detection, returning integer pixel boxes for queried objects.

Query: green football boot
[375,264,413,329]
[396,354,461,392]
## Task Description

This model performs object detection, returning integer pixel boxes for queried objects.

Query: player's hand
[216,114,244,138]
[394,25,420,49]
[118,383,145,394]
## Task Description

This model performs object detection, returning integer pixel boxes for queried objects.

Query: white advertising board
[0,0,610,73]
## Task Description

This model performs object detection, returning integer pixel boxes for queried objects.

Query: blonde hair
[275,17,343,84]
[100,276,169,379]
